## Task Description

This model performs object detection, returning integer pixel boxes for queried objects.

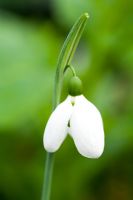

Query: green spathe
[68,76,83,96]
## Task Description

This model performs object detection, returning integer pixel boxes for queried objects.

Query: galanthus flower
[43,76,104,158]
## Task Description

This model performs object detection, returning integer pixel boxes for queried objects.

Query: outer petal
[43,96,73,152]
[69,95,104,158]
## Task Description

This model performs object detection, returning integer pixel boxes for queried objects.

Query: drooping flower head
[43,76,104,158]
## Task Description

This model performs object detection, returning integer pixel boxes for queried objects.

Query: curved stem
[63,65,76,76]
[41,13,89,200]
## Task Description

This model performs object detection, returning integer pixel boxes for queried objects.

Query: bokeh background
[0,0,133,199]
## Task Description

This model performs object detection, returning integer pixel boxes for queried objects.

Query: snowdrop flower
[43,76,104,158]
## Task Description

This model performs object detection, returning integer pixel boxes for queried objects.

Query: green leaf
[53,13,89,107]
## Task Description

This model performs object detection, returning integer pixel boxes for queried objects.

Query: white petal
[70,95,104,158]
[43,96,73,152]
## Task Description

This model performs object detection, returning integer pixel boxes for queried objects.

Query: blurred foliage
[0,0,133,200]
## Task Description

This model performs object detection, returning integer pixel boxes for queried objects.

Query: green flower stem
[63,65,77,76]
[41,153,54,200]
[41,13,89,200]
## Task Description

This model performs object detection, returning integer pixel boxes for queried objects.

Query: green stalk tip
[84,12,89,19]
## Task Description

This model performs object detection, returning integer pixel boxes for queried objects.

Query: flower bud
[68,76,83,96]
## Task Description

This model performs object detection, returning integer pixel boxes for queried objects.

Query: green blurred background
[0,0,133,199]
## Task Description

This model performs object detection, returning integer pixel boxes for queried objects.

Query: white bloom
[43,95,104,158]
